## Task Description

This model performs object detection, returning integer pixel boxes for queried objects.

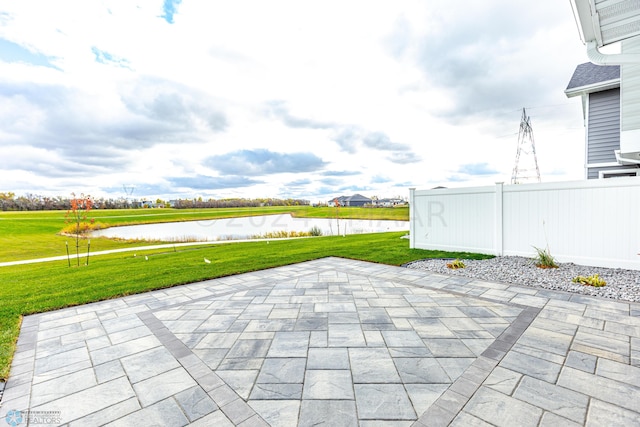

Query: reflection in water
[90,214,409,242]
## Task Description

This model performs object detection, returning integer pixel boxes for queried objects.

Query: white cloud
[0,0,590,201]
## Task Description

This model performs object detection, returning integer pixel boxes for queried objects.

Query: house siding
[587,88,620,166]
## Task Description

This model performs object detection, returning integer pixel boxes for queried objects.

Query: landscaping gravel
[405,256,640,303]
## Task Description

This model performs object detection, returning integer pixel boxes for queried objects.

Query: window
[599,169,640,178]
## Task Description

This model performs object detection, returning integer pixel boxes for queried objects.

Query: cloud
[371,175,392,184]
[388,1,582,122]
[387,152,422,164]
[168,175,262,190]
[321,170,361,177]
[457,162,499,175]
[363,132,411,152]
[331,127,360,154]
[161,0,182,24]
[122,78,229,134]
[205,149,327,176]
[265,100,334,129]
[286,178,312,187]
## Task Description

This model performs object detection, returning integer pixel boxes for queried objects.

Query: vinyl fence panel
[409,178,640,270]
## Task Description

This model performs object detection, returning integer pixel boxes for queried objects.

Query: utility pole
[511,108,541,184]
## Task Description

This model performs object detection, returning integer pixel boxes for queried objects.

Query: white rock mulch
[405,256,640,303]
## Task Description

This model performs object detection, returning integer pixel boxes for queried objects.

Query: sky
[0,0,594,203]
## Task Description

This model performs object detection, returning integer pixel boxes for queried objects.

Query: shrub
[533,246,558,269]
[309,226,323,236]
[446,259,466,269]
[572,274,606,287]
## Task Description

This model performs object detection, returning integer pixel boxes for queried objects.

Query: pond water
[90,214,409,242]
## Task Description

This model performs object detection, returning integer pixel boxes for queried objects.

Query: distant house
[330,194,372,207]
[373,198,405,207]
[565,62,640,179]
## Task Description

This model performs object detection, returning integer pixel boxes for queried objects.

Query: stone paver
[1,257,639,426]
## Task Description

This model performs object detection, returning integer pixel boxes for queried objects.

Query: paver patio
[1,257,639,426]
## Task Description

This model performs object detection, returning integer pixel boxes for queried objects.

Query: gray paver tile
[463,386,543,427]
[120,346,180,383]
[409,318,456,339]
[349,348,401,383]
[30,367,97,407]
[298,400,357,427]
[208,384,240,407]
[132,367,197,407]
[225,339,271,359]
[500,350,562,383]
[405,383,449,415]
[328,323,366,346]
[450,412,494,426]
[267,332,309,357]
[94,359,125,384]
[216,370,259,400]
[307,347,349,370]
[565,351,597,373]
[355,384,416,420]
[513,375,589,422]
[249,383,303,400]
[175,386,218,421]
[516,326,573,356]
[90,335,162,366]
[381,330,424,347]
[596,357,640,386]
[539,412,582,427]
[424,339,475,358]
[67,396,140,427]
[248,400,300,427]
[394,357,451,383]
[557,366,640,413]
[483,366,522,395]
[30,376,136,424]
[257,358,306,384]
[108,397,189,427]
[437,358,475,381]
[34,346,90,376]
[586,399,640,427]
[302,370,354,399]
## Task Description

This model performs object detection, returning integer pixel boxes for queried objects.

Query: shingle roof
[566,62,620,91]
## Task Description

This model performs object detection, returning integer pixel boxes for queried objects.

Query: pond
[90,214,409,242]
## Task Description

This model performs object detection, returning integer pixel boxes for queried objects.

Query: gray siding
[587,88,620,164]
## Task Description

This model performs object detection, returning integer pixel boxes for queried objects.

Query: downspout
[587,41,640,65]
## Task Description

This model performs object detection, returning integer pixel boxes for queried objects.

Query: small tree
[333,198,341,236]
[65,193,94,266]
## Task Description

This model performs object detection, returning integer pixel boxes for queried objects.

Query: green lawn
[0,207,491,381]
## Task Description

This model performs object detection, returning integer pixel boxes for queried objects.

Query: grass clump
[533,246,558,269]
[572,274,606,287]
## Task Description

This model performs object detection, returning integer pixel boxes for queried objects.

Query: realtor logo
[5,410,23,427]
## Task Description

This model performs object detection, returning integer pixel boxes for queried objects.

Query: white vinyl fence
[409,178,640,270]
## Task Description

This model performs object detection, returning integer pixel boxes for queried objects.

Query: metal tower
[511,108,541,184]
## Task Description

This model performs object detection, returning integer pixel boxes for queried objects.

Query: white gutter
[587,41,640,65]
[615,150,640,165]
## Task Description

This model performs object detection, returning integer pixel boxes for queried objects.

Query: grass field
[0,207,491,381]
[0,206,408,261]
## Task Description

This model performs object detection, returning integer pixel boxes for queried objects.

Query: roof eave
[564,78,620,98]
